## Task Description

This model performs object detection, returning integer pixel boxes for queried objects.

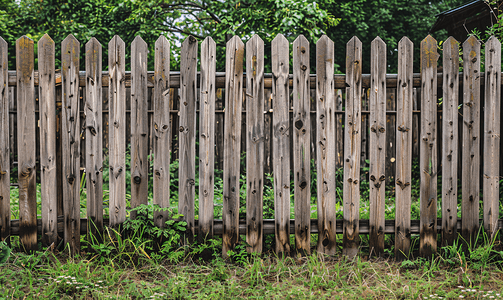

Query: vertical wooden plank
[335,90,344,170]
[245,35,264,253]
[215,89,224,171]
[153,36,171,229]
[108,36,126,227]
[38,34,57,247]
[461,36,480,249]
[16,36,37,251]
[130,36,148,220]
[56,86,63,218]
[61,35,80,254]
[271,34,290,255]
[441,37,459,246]
[222,36,244,256]
[343,36,362,259]
[293,35,311,255]
[264,90,273,175]
[200,37,216,239]
[0,37,9,243]
[316,35,336,255]
[483,36,501,241]
[179,36,197,243]
[419,35,438,257]
[369,37,386,257]
[385,89,397,185]
[395,37,413,261]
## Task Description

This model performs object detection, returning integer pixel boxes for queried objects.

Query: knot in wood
[134,176,141,184]
[179,126,184,132]
[370,175,376,181]
[301,65,307,71]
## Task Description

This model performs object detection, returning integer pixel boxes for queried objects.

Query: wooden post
[222,36,244,257]
[316,35,337,255]
[343,37,362,259]
[395,37,413,260]
[179,36,197,243]
[61,35,80,255]
[245,35,264,253]
[153,36,171,229]
[441,37,459,246]
[0,37,9,243]
[108,36,126,227]
[461,36,480,249]
[335,89,344,169]
[369,37,386,257]
[38,34,57,247]
[272,34,290,255]
[419,35,438,257]
[293,35,311,255]
[483,36,501,241]
[130,36,148,220]
[200,37,216,240]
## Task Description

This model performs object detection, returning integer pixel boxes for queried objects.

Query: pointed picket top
[16,35,34,55]
[86,37,101,49]
[155,35,170,48]
[445,36,459,46]
[421,35,438,68]
[372,36,385,46]
[202,36,215,48]
[227,35,244,48]
[132,35,147,48]
[272,33,288,44]
[38,33,54,46]
[108,35,125,49]
[0,36,6,48]
[62,34,80,48]
[247,34,263,48]
[486,35,501,50]
[16,35,34,44]
[347,36,362,48]
[463,35,480,49]
[399,36,413,47]
[294,34,308,45]
[182,35,197,48]
[316,34,332,46]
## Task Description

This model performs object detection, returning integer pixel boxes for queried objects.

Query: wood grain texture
[245,35,264,253]
[130,36,148,220]
[293,35,311,255]
[316,35,337,255]
[199,37,216,239]
[153,36,171,229]
[108,36,126,227]
[0,37,9,243]
[343,36,362,259]
[38,34,57,247]
[441,37,459,246]
[222,36,244,257]
[271,34,290,255]
[369,37,386,257]
[419,35,438,257]
[61,34,80,255]
[461,36,480,249]
[335,89,344,169]
[483,36,501,241]
[395,37,413,260]
[179,35,197,243]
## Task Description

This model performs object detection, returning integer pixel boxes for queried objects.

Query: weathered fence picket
[0,37,8,244]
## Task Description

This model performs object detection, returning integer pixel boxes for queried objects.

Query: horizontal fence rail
[0,33,502,259]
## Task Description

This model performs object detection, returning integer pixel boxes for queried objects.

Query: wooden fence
[0,33,502,259]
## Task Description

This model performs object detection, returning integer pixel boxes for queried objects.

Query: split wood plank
[108,36,126,227]
[461,36,481,249]
[335,89,344,169]
[385,88,397,185]
[272,34,291,255]
[395,37,413,261]
[0,37,9,243]
[293,35,311,255]
[130,36,148,220]
[199,37,216,239]
[245,35,264,253]
[61,35,81,255]
[369,37,386,257]
[38,34,57,247]
[316,35,337,255]
[222,36,244,257]
[441,37,459,246]
[483,36,501,241]
[419,35,439,257]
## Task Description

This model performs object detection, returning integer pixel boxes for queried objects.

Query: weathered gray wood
[441,37,459,246]
[85,37,103,237]
[245,35,264,253]
[130,36,148,220]
[343,36,362,259]
[0,37,9,243]
[461,36,480,249]
[271,34,291,255]
[293,35,311,255]
[419,35,438,257]
[369,37,386,257]
[483,36,501,241]
[199,37,216,239]
[222,36,244,257]
[38,34,57,247]
[108,36,126,227]
[335,89,344,170]
[153,36,171,229]
[61,34,81,255]
[179,35,197,243]
[395,37,413,261]
[385,88,397,186]
[316,35,337,255]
